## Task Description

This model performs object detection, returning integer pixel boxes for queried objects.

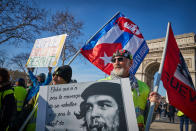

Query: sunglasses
[52,72,59,77]
[111,57,124,63]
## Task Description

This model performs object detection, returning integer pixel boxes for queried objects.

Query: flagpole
[145,22,171,131]
[19,103,38,131]
[67,11,121,65]
[67,49,81,65]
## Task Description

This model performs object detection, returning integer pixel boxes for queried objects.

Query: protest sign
[26,34,67,67]
[36,78,138,131]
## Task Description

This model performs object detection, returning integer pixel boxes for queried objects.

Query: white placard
[26,34,67,67]
[36,78,138,131]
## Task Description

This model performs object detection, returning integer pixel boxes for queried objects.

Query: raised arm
[27,67,37,86]
[43,67,52,85]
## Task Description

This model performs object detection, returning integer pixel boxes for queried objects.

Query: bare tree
[0,50,8,67]
[0,0,47,46]
[9,52,30,73]
[46,11,83,65]
[0,0,83,65]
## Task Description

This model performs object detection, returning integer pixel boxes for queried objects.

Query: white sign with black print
[36,78,138,131]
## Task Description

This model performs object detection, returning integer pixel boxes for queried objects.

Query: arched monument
[136,33,196,91]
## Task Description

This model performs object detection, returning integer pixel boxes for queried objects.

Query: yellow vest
[0,89,14,109]
[14,86,27,111]
[133,80,150,124]
[0,89,15,131]
[177,111,184,117]
[100,76,150,125]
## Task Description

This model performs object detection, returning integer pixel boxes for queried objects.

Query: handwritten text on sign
[26,34,67,67]
[37,79,138,131]
[37,83,90,131]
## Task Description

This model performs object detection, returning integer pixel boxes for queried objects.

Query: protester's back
[8,78,34,130]
[8,78,28,130]
[14,78,28,112]
[0,68,17,131]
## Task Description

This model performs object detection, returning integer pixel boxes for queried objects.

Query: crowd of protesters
[155,99,175,119]
[0,65,73,131]
[154,99,196,131]
[155,101,177,122]
[0,50,196,131]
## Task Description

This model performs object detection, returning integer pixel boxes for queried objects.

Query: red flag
[161,25,196,122]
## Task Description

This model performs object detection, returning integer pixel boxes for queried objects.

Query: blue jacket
[26,70,52,102]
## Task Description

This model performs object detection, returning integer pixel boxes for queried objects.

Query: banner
[161,25,196,122]
[36,79,138,131]
[26,34,67,67]
[81,12,149,75]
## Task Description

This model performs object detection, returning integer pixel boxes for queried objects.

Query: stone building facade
[135,33,196,91]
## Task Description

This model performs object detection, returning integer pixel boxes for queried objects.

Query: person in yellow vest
[14,78,28,112]
[25,65,72,131]
[0,68,17,131]
[177,110,189,131]
[8,78,28,130]
[100,49,160,131]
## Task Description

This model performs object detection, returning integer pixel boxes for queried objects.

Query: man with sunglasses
[52,65,72,85]
[101,49,160,131]
[25,65,72,131]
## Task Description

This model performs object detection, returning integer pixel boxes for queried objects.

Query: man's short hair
[16,78,26,87]
[112,49,132,60]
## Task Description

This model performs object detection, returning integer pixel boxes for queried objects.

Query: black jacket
[0,83,17,131]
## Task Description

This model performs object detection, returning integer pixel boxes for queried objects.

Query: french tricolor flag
[81,12,149,75]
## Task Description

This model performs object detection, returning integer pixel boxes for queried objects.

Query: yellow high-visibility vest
[14,86,27,111]
[0,89,14,109]
[177,111,184,117]
[100,76,150,125]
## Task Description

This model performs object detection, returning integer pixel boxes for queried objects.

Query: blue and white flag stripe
[81,12,149,75]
